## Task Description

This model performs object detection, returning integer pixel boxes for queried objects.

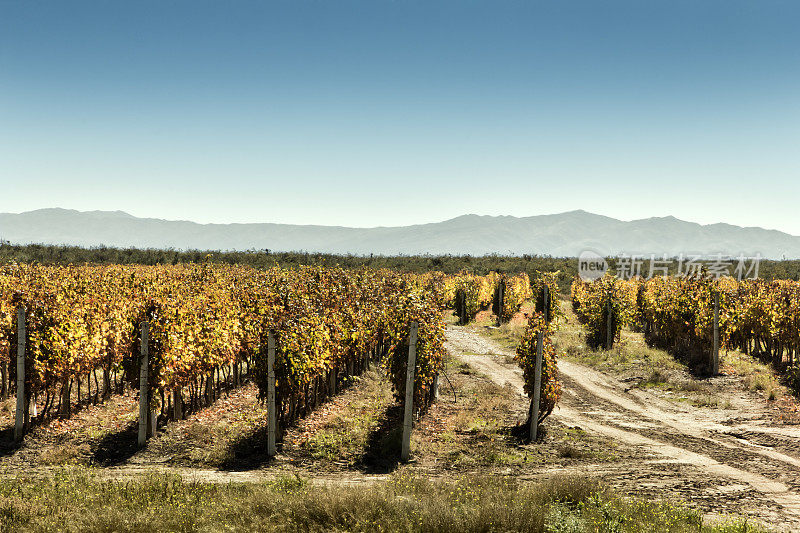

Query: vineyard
[13,263,800,466]
[0,264,569,454]
[7,264,799,455]
[0,264,449,444]
[3,264,800,529]
[448,272,533,325]
[571,274,800,381]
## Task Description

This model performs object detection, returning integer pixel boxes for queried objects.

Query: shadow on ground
[218,422,271,470]
[358,403,403,474]
[0,425,20,457]
[91,419,139,466]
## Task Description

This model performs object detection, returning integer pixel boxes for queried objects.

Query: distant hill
[1,208,799,259]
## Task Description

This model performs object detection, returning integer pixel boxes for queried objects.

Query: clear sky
[1,1,798,233]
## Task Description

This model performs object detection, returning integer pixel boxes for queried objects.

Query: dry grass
[290,369,394,463]
[465,297,793,415]
[411,353,526,469]
[37,444,87,466]
[403,350,622,470]
[0,468,770,533]
[723,350,784,401]
[141,369,396,469]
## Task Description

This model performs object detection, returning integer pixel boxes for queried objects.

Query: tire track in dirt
[559,359,800,471]
[557,370,800,492]
[445,325,800,529]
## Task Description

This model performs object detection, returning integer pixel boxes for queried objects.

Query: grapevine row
[515,271,562,428]
[446,272,532,324]
[0,264,445,433]
[571,274,800,376]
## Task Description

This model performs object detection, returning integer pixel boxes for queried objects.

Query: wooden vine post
[173,389,183,420]
[529,331,544,442]
[267,330,277,458]
[14,306,26,441]
[605,298,613,351]
[529,285,551,442]
[496,279,505,326]
[138,321,149,447]
[401,322,418,462]
[329,365,337,395]
[456,289,466,325]
[1,345,7,401]
[149,393,158,439]
[543,285,550,325]
[712,291,720,375]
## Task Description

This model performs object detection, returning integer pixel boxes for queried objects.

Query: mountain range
[0,208,798,259]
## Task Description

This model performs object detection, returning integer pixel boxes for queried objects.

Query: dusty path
[445,325,800,530]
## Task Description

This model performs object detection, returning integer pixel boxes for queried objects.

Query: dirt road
[445,325,800,530]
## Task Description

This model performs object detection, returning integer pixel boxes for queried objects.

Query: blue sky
[1,1,798,233]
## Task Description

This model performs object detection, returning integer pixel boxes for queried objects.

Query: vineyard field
[2,264,797,529]
[572,274,800,383]
[0,264,448,440]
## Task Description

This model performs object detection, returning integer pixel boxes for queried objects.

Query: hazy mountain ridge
[1,208,799,259]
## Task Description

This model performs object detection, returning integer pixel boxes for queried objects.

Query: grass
[476,313,529,354]
[556,300,788,407]
[0,467,772,533]
[0,398,13,420]
[38,444,86,466]
[0,370,393,470]
[145,352,605,472]
[1,346,617,476]
[140,383,271,467]
[630,369,733,409]
[549,303,776,411]
[296,370,394,463]
[0,390,142,468]
[144,369,396,469]
[470,299,684,379]
[555,322,684,378]
[411,352,526,469]
[723,350,784,401]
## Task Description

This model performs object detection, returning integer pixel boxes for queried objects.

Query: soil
[446,325,800,530]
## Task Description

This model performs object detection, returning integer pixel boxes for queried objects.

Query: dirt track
[445,325,800,530]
